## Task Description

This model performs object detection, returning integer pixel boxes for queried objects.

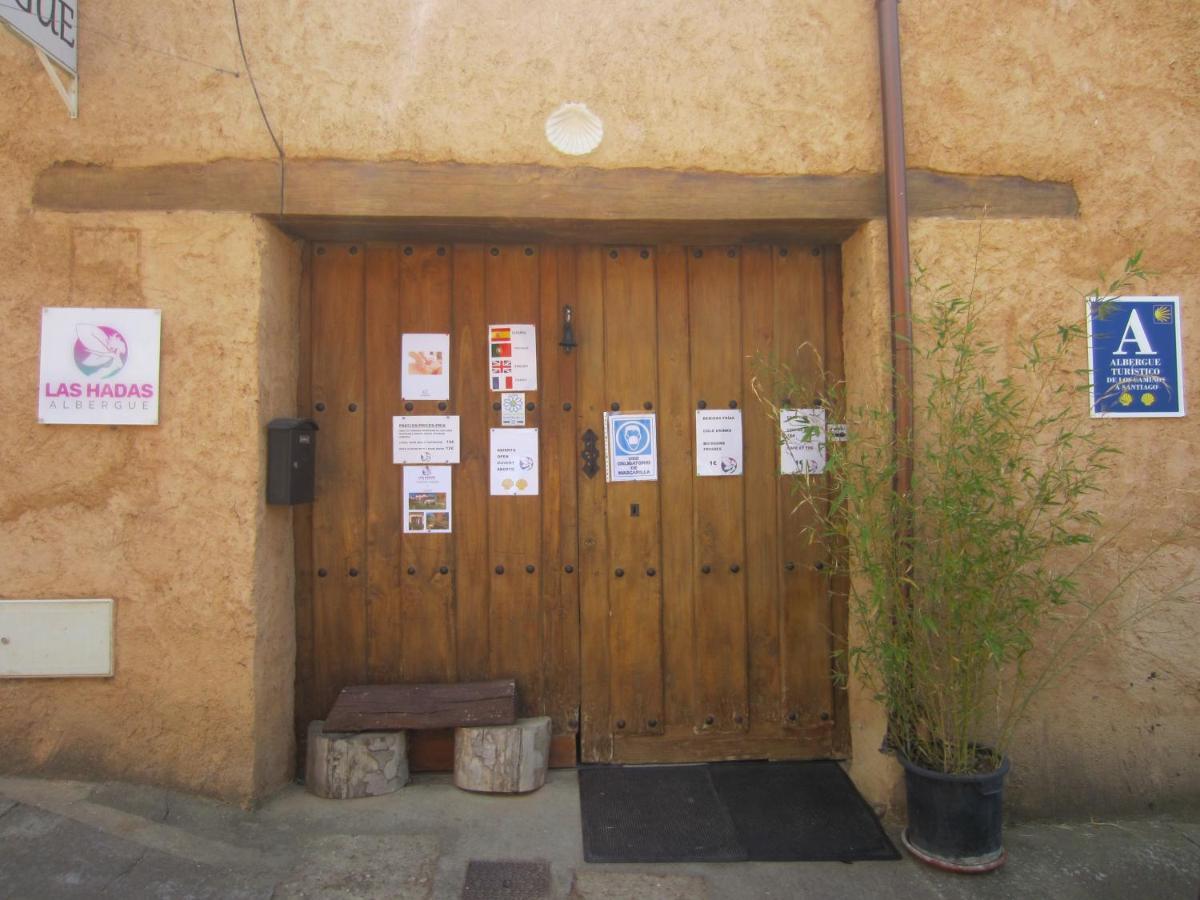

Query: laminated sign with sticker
[780,408,826,475]
[501,392,525,426]
[604,413,658,482]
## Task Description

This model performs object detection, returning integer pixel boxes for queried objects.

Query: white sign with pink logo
[38,307,162,426]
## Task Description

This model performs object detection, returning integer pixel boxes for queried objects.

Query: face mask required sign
[1087,296,1184,417]
[604,412,658,482]
[38,307,162,426]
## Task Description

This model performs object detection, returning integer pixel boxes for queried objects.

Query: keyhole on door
[630,503,639,517]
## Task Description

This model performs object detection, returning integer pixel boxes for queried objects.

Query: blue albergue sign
[1087,296,1185,417]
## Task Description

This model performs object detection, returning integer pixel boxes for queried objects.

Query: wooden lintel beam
[34,159,1078,222]
[263,216,865,245]
[35,159,283,214]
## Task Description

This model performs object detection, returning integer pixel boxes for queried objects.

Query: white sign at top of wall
[0,0,78,74]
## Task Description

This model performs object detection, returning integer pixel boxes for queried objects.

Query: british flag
[492,359,512,373]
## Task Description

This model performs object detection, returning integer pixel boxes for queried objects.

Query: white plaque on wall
[38,308,162,426]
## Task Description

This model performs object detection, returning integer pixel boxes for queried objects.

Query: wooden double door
[295,241,847,766]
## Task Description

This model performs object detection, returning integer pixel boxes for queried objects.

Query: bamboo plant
[756,252,1190,775]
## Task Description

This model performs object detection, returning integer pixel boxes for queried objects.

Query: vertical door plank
[603,247,664,737]
[739,245,782,736]
[654,246,696,735]
[576,246,612,761]
[396,245,456,681]
[364,246,405,682]
[294,244,316,745]
[822,245,851,753]
[774,246,832,731]
[485,245,544,716]
[688,246,749,733]
[452,245,491,680]
[539,246,580,736]
[310,242,367,717]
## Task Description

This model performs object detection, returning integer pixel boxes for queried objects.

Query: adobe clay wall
[0,1,1195,811]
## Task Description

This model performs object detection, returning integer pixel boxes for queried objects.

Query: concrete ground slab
[274,834,439,900]
[1166,817,1200,848]
[0,805,145,898]
[569,872,710,899]
[0,771,1196,899]
[98,851,275,900]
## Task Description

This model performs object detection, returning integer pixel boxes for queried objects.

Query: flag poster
[1087,296,1184,417]
[489,324,537,392]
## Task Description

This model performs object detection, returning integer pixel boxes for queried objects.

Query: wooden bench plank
[325,679,517,732]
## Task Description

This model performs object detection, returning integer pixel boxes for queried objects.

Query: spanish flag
[489,327,511,341]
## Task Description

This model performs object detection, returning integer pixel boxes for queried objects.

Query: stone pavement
[0,771,1197,899]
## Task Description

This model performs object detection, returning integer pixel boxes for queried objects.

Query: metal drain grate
[461,860,552,900]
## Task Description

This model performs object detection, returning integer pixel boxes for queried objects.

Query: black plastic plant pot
[898,751,1011,873]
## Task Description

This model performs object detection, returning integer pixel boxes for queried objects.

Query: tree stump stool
[305,720,409,799]
[453,716,552,794]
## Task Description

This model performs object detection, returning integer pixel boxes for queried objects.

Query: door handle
[581,428,599,479]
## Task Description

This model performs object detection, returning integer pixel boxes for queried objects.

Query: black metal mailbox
[267,418,318,505]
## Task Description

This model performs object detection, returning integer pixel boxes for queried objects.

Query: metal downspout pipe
[876,1,915,757]
[876,0,915,515]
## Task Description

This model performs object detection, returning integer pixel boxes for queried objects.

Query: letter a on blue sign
[1087,296,1185,417]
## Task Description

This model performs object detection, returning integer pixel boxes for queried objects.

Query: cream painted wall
[0,1,1195,810]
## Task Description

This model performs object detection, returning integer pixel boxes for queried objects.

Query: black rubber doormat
[578,764,745,863]
[710,761,900,861]
[578,761,899,863]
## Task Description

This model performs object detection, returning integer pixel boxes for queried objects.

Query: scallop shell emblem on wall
[545,102,604,156]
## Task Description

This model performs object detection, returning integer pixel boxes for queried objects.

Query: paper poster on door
[695,410,743,476]
[393,416,460,464]
[489,324,537,392]
[401,333,450,401]
[604,412,658,482]
[490,427,539,495]
[781,408,827,475]
[403,466,452,533]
